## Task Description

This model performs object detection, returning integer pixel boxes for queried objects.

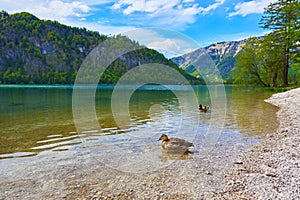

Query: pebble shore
[221,88,300,199]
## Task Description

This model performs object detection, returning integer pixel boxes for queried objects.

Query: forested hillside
[0,11,203,84]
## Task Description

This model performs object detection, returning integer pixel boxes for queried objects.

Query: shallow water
[0,85,278,171]
[0,85,281,198]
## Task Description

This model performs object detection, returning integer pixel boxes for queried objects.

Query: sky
[0,0,277,56]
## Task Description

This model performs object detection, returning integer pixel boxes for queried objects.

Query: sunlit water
[0,85,278,173]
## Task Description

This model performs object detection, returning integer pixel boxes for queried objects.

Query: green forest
[0,11,203,85]
[232,0,300,87]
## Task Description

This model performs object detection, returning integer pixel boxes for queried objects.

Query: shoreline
[0,88,298,199]
[221,87,300,199]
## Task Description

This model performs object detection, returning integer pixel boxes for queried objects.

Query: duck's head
[157,134,169,141]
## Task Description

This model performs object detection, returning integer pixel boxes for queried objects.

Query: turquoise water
[0,85,278,160]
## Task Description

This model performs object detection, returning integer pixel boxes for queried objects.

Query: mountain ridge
[172,39,249,81]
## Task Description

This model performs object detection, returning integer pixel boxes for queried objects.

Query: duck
[199,104,209,112]
[157,134,194,153]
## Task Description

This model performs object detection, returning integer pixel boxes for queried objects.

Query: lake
[0,85,278,173]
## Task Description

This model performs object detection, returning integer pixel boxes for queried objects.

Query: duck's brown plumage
[199,104,209,112]
[157,134,194,151]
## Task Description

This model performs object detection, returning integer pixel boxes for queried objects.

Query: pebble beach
[222,88,300,199]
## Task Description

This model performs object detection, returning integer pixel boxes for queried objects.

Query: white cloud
[0,0,133,35]
[112,0,225,28]
[73,0,115,6]
[0,0,92,23]
[124,29,199,57]
[112,0,181,15]
[198,0,225,13]
[0,0,226,34]
[44,0,91,18]
[229,0,277,17]
[148,39,181,54]
[67,21,136,36]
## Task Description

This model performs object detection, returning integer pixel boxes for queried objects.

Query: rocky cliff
[172,39,247,81]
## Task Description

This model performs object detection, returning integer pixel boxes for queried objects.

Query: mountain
[172,39,247,82]
[0,11,203,85]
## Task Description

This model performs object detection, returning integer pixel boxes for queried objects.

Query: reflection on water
[160,150,194,162]
[0,85,278,164]
[226,87,279,136]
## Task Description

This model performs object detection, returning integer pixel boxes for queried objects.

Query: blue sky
[1,0,276,55]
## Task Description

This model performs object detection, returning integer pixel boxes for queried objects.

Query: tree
[260,34,285,87]
[260,0,300,85]
[233,35,285,87]
[233,38,269,86]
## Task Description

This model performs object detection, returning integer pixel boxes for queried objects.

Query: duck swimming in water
[157,134,194,152]
[199,104,209,112]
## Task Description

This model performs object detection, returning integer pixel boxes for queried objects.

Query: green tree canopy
[260,0,300,85]
[233,35,286,87]
[233,38,269,86]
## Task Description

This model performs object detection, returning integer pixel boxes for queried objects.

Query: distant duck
[157,134,194,152]
[199,104,209,112]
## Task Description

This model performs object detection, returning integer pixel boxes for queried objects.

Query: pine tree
[260,0,300,86]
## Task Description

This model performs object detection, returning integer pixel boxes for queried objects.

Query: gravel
[221,88,300,199]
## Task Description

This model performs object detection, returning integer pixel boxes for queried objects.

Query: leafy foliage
[233,0,300,87]
[233,38,267,86]
[233,35,287,87]
[260,0,300,85]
